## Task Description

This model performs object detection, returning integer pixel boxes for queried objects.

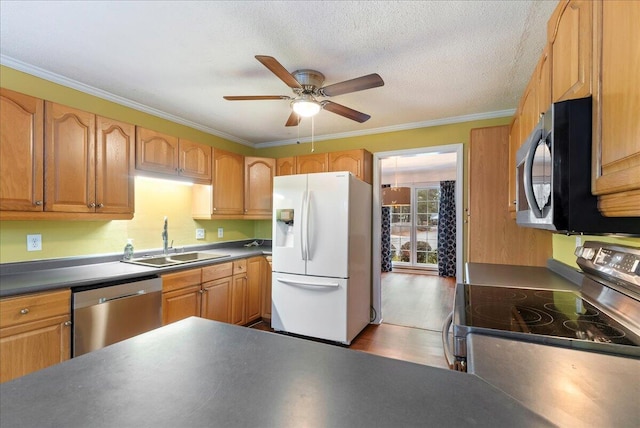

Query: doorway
[372,144,463,325]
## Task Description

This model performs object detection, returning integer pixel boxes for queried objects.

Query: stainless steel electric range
[443,241,640,372]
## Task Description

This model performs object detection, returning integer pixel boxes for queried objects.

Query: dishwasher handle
[98,290,145,304]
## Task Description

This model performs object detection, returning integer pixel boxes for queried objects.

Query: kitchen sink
[123,252,230,268]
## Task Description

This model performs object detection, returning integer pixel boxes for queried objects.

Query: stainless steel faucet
[162,216,169,255]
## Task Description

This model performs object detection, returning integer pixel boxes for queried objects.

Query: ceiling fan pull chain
[311,116,315,152]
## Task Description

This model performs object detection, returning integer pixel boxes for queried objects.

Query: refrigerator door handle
[276,278,340,288]
[304,190,312,261]
[300,190,308,261]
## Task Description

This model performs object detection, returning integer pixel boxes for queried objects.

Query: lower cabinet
[161,257,265,327]
[262,256,272,321]
[0,289,71,383]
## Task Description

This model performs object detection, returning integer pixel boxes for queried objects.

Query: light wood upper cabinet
[548,0,592,102]
[276,157,296,176]
[212,148,244,215]
[468,126,551,266]
[591,0,640,216]
[136,128,179,175]
[44,102,96,213]
[178,138,212,183]
[296,152,328,174]
[0,289,71,383]
[136,128,211,184]
[536,45,552,115]
[0,89,44,212]
[519,75,539,143]
[44,103,134,216]
[329,149,373,184]
[244,157,276,216]
[95,117,135,214]
[507,114,521,215]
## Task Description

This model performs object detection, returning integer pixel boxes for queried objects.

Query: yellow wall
[1,66,638,265]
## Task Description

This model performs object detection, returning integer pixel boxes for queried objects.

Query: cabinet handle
[20,308,29,315]
[512,200,516,205]
[34,200,43,206]
[213,207,217,211]
[199,289,205,294]
[88,202,96,208]
[97,203,104,208]
[64,320,72,326]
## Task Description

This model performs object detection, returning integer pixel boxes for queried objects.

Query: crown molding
[0,55,252,147]
[254,108,515,149]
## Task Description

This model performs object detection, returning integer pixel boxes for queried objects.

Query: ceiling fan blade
[322,101,371,123]
[255,55,302,89]
[223,95,291,101]
[319,73,384,97]
[285,111,301,127]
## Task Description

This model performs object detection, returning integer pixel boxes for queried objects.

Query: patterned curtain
[437,180,456,277]
[381,206,392,272]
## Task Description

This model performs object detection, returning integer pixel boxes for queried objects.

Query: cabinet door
[161,285,202,326]
[246,256,263,323]
[178,139,212,184]
[212,149,244,215]
[230,274,247,325]
[276,157,296,176]
[262,257,272,319]
[0,89,44,212]
[201,277,232,323]
[296,153,328,174]
[329,149,373,184]
[507,115,521,215]
[536,45,551,116]
[0,289,71,383]
[96,117,135,214]
[468,126,551,266]
[0,315,71,383]
[244,157,275,216]
[592,0,640,215]
[135,127,179,175]
[519,76,538,141]
[548,0,592,102]
[44,102,96,213]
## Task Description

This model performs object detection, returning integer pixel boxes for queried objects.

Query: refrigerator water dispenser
[275,209,294,248]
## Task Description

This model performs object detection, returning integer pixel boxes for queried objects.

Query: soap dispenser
[123,239,134,261]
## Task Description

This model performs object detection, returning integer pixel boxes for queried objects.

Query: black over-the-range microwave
[515,96,640,235]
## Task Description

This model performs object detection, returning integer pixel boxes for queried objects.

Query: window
[389,186,440,268]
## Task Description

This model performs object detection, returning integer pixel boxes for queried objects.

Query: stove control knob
[575,246,596,260]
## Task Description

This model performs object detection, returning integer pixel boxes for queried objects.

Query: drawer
[0,289,70,328]
[202,262,233,282]
[233,259,247,275]
[162,268,202,293]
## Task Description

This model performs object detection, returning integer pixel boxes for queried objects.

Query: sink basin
[123,252,229,268]
[169,252,229,262]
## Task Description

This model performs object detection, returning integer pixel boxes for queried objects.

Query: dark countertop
[465,260,582,291]
[467,334,640,428]
[0,241,272,297]
[0,317,554,428]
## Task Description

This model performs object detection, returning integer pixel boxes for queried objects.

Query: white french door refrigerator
[272,171,371,344]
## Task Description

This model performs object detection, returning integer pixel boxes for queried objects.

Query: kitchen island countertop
[0,317,554,428]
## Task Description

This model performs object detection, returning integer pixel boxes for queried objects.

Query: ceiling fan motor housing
[292,69,325,94]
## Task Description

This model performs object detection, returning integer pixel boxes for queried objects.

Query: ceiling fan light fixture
[382,186,411,206]
[291,97,321,117]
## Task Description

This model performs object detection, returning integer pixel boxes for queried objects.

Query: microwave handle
[522,126,545,218]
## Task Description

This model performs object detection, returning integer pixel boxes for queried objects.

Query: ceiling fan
[224,55,384,127]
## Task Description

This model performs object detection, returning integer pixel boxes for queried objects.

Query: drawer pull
[20,308,29,315]
[64,321,72,326]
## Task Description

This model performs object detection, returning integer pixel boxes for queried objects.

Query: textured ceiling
[0,1,556,148]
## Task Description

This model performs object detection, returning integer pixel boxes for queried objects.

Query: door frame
[371,144,464,324]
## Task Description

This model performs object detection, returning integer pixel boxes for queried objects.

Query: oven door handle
[442,311,455,370]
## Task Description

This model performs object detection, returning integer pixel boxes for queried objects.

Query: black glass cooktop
[463,285,639,346]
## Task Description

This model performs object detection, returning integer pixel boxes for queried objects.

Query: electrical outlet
[27,234,42,251]
[217,228,223,238]
[196,228,205,240]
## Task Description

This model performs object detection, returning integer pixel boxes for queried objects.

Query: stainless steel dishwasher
[72,276,162,357]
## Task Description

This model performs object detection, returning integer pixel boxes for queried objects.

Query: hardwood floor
[251,272,456,370]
